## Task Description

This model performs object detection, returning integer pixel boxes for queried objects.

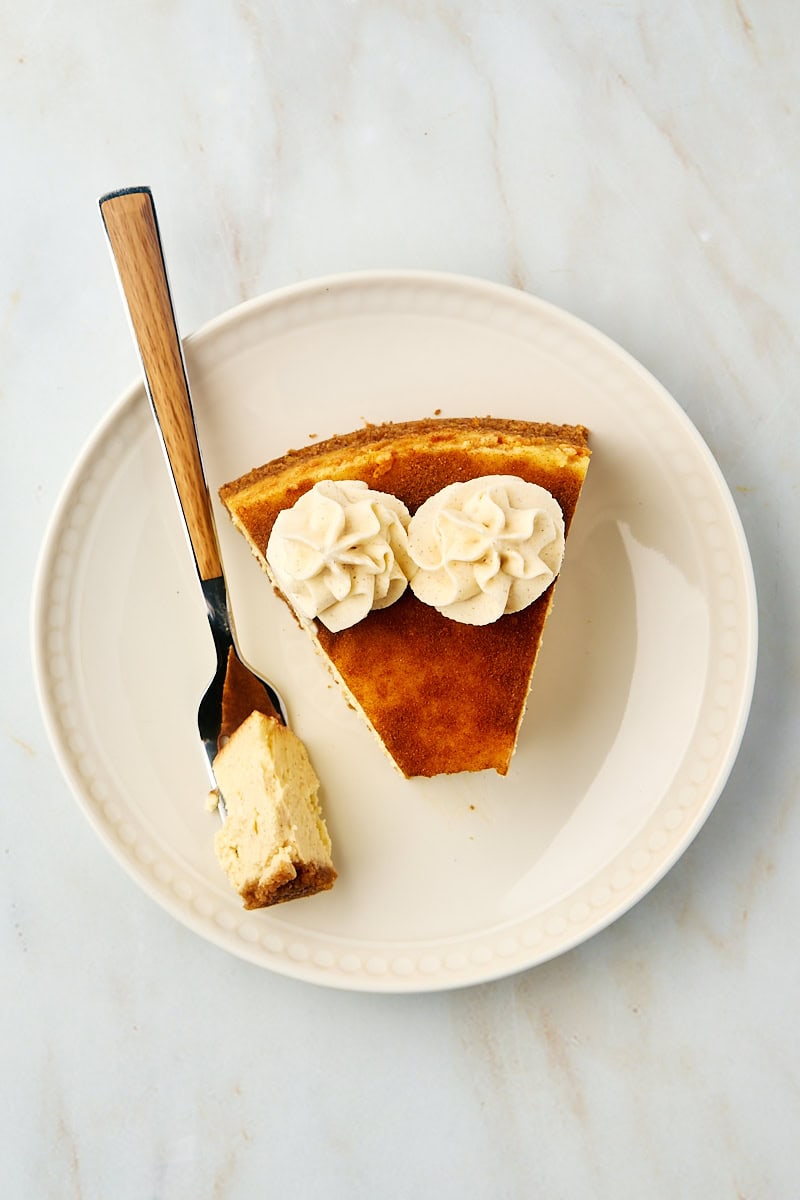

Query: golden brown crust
[240,860,337,910]
[220,417,591,777]
[219,417,589,501]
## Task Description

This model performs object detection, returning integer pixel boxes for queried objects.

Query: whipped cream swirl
[266,480,413,633]
[407,475,565,625]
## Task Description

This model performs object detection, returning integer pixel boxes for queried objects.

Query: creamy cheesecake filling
[213,712,335,907]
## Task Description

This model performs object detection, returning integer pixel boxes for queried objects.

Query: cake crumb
[434,407,442,416]
[206,789,220,812]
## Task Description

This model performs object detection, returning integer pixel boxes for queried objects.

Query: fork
[99,187,287,810]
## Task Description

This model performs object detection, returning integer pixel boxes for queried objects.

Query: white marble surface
[5,0,799,1195]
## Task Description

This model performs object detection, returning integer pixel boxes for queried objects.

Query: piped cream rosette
[266,475,565,631]
[406,475,565,625]
[266,479,414,633]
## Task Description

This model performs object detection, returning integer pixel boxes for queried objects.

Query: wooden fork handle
[100,187,223,582]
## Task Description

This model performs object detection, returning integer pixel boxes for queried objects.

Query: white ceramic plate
[32,272,756,992]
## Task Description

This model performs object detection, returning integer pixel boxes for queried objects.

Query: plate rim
[31,268,759,992]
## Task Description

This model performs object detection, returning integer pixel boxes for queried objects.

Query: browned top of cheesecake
[219,646,281,747]
[220,417,591,777]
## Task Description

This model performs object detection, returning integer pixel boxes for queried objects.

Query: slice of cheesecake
[219,417,590,777]
[213,711,336,908]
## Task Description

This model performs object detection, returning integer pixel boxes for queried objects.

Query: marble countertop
[5,1,799,1195]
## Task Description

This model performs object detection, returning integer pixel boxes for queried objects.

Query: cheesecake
[213,711,336,908]
[219,645,280,744]
[219,417,590,777]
